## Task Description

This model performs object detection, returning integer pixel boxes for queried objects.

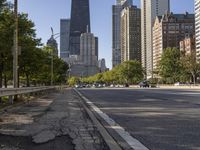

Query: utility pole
[13,0,18,88]
[51,50,53,86]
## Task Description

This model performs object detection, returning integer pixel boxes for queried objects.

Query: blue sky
[18,0,194,68]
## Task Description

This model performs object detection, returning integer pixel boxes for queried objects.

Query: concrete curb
[74,88,122,150]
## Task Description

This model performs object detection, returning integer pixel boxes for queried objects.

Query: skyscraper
[121,6,141,62]
[47,36,58,56]
[141,0,170,78]
[79,31,98,76]
[195,0,200,61]
[112,0,132,68]
[69,0,90,55]
[60,19,70,61]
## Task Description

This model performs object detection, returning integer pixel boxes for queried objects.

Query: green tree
[68,77,80,86]
[159,47,182,83]
[118,61,143,84]
[0,7,14,88]
[180,51,200,84]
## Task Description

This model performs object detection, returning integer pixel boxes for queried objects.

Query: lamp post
[48,27,60,86]
[13,0,18,88]
[51,50,53,86]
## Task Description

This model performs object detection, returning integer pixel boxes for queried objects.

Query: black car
[139,81,150,88]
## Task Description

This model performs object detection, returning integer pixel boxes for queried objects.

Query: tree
[68,77,80,86]
[0,6,14,88]
[159,47,182,83]
[0,3,69,87]
[180,51,200,85]
[118,61,144,84]
[80,60,143,85]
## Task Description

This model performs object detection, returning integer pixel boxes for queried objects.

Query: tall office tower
[141,0,170,78]
[47,36,58,56]
[195,0,200,61]
[60,19,70,61]
[69,0,90,55]
[121,6,141,62]
[79,32,98,76]
[98,59,107,72]
[95,37,99,60]
[152,12,195,71]
[80,32,97,66]
[112,0,132,68]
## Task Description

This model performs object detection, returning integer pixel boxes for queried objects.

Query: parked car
[139,81,150,88]
[174,82,186,86]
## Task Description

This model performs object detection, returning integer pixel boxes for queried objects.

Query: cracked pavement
[0,88,108,150]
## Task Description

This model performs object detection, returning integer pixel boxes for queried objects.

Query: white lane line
[80,92,149,150]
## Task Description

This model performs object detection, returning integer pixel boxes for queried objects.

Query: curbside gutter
[74,88,150,150]
[74,88,122,150]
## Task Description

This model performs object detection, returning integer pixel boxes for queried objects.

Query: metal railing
[0,86,55,98]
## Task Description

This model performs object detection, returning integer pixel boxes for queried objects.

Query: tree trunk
[4,73,7,88]
[26,73,30,87]
[0,57,3,103]
[192,74,196,86]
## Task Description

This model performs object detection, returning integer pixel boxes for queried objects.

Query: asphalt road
[79,88,200,150]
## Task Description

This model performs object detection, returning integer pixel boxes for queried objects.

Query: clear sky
[17,0,194,69]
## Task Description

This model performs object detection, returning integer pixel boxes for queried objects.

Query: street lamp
[47,27,60,86]
[13,0,18,88]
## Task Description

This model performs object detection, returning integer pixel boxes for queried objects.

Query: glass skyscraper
[69,0,91,55]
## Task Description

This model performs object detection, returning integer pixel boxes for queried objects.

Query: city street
[79,88,200,150]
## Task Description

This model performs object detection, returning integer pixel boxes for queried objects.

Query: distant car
[110,84,115,88]
[174,82,186,86]
[124,83,129,87]
[139,81,149,88]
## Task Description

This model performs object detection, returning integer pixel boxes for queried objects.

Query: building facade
[180,35,196,56]
[121,6,141,62]
[98,59,107,72]
[152,12,195,71]
[112,0,132,68]
[95,37,99,60]
[69,0,90,55]
[195,0,200,61]
[47,36,58,56]
[79,32,98,76]
[80,32,97,66]
[60,19,70,61]
[141,0,170,78]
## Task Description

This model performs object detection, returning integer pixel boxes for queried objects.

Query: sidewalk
[0,88,108,150]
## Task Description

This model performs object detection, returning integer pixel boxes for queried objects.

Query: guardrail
[0,86,56,98]
[0,86,58,105]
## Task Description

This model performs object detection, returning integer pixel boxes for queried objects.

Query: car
[174,82,186,86]
[139,81,149,88]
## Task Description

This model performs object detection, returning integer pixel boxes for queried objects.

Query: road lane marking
[76,89,149,150]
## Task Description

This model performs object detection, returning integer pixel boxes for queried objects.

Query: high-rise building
[121,6,141,62]
[47,36,58,56]
[79,32,98,76]
[141,0,170,78]
[112,0,132,68]
[195,0,200,61]
[69,0,90,55]
[152,12,195,71]
[95,37,99,60]
[60,19,70,61]
[80,32,97,66]
[98,59,107,72]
